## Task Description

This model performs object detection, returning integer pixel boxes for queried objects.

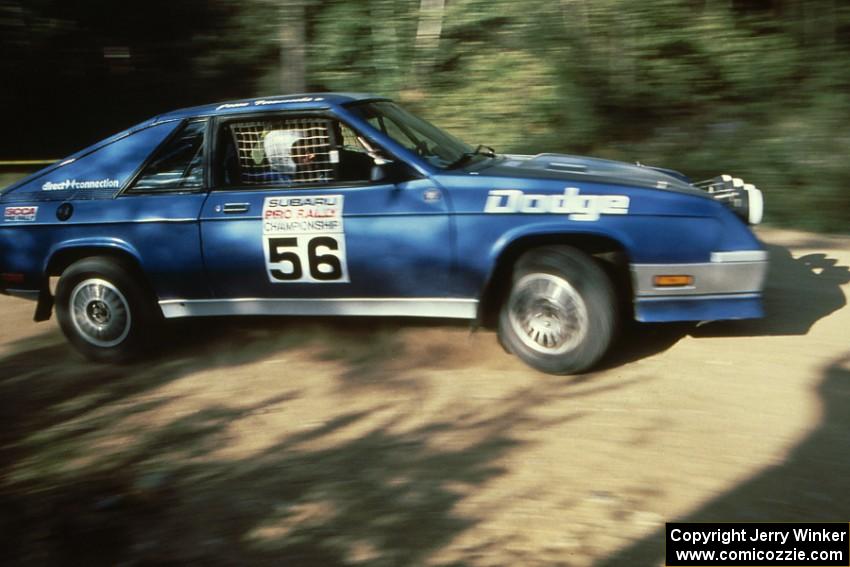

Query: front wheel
[55,257,161,363]
[498,246,617,374]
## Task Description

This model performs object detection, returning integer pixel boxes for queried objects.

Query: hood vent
[489,153,698,194]
[545,161,588,174]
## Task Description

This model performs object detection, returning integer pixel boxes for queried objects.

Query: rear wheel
[55,257,161,363]
[498,246,617,374]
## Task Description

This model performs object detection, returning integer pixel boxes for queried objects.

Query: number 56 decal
[266,235,349,283]
[262,195,350,284]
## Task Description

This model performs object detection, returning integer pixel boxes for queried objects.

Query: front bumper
[630,250,768,322]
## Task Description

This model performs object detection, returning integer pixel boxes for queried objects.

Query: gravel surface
[1,226,847,566]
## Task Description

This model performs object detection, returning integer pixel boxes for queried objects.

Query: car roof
[155,92,389,121]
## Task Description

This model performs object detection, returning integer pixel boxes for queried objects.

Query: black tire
[55,257,161,363]
[497,246,617,374]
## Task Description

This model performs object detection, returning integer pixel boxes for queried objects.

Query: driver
[261,129,327,184]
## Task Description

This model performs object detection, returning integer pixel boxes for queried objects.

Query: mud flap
[34,286,54,322]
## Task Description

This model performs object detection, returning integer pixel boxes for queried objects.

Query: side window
[336,123,376,183]
[129,119,206,192]
[338,123,368,153]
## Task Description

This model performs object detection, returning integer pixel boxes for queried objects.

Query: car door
[198,112,453,316]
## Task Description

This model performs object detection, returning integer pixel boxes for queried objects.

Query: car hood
[475,153,704,196]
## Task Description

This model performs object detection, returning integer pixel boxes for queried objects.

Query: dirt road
[1,227,848,566]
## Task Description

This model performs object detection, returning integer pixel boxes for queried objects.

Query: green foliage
[303,0,850,232]
[1,0,848,231]
[309,0,420,94]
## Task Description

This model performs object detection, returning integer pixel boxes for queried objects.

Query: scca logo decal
[484,188,630,221]
[4,206,38,222]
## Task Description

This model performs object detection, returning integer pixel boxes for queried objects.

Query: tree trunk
[279,0,306,94]
[412,0,445,84]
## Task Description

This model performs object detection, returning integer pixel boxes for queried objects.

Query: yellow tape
[0,160,59,166]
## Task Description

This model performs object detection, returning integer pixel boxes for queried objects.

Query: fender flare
[34,238,148,322]
[477,223,635,325]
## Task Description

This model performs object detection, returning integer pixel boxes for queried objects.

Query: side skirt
[159,297,479,320]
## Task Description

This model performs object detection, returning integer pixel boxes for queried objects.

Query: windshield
[347,101,475,169]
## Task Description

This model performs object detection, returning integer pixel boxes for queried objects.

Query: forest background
[1,0,847,231]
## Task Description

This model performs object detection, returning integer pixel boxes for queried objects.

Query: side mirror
[370,156,394,183]
[370,164,386,182]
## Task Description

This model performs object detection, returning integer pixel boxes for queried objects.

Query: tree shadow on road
[0,318,654,566]
[597,351,850,566]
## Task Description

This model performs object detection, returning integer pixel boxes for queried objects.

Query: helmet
[263,129,304,173]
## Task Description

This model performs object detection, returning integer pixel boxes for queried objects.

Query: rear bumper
[631,250,768,322]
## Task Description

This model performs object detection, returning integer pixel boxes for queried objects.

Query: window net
[230,118,337,186]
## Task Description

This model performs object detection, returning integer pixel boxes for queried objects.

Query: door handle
[222,203,250,214]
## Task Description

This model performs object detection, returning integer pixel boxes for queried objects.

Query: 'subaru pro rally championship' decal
[4,206,38,222]
[263,195,349,283]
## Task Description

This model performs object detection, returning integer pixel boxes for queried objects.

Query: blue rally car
[0,93,766,374]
